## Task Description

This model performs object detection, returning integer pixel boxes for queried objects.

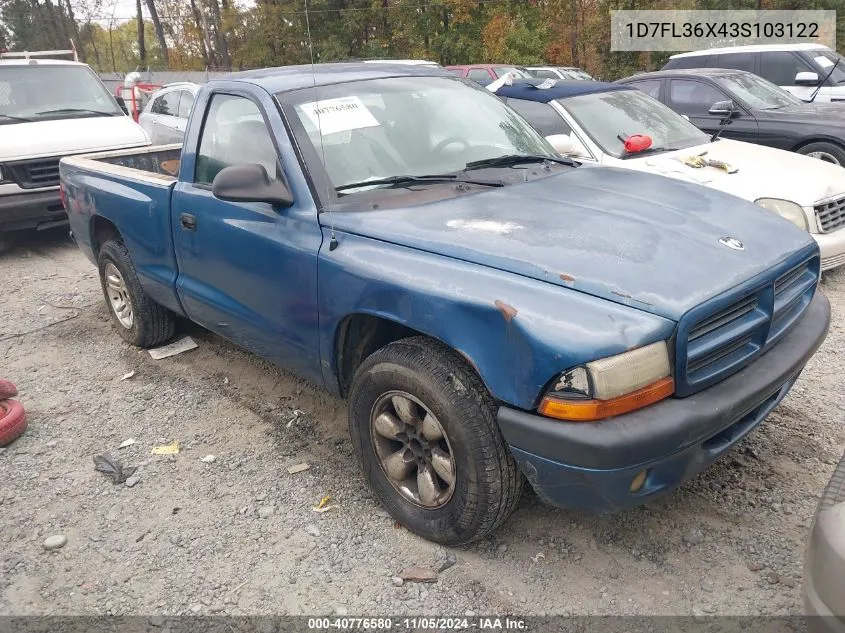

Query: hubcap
[370,392,456,509]
[807,150,840,165]
[105,262,134,329]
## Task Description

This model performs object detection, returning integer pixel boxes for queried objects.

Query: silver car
[138,82,199,145]
[804,451,845,632]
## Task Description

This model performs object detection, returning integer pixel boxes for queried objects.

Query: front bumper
[803,452,845,633]
[0,189,67,232]
[497,292,831,513]
[814,228,845,271]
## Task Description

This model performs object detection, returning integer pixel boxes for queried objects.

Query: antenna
[304,0,338,251]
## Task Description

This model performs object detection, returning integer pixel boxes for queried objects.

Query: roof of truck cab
[493,79,630,102]
[222,62,449,93]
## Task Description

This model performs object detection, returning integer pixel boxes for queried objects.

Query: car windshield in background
[496,67,531,78]
[813,50,845,84]
[280,76,558,195]
[0,65,122,123]
[561,89,709,157]
[715,73,803,110]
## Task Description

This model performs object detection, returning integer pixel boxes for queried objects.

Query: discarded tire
[0,399,27,447]
[0,379,18,400]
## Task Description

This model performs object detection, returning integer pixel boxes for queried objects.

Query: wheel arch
[90,215,124,258]
[792,136,845,154]
[333,312,490,400]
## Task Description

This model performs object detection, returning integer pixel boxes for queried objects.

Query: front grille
[6,157,61,189]
[676,254,819,397]
[814,197,845,233]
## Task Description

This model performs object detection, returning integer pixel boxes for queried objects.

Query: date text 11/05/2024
[307,617,528,630]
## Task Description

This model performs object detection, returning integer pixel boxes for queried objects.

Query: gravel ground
[1,229,843,617]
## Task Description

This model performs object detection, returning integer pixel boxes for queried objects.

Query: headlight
[755,198,808,231]
[539,341,674,422]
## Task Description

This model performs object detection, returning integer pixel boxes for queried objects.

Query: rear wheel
[348,336,523,545]
[797,142,845,166]
[97,239,175,348]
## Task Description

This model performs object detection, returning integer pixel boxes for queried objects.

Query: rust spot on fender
[494,300,518,322]
[559,273,575,282]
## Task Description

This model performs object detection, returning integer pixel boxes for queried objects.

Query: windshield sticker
[300,96,380,135]
[815,55,834,68]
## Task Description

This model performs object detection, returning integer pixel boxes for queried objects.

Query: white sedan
[490,77,845,271]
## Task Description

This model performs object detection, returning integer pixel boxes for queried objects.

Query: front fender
[318,232,676,410]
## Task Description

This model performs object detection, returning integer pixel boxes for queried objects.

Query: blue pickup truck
[60,63,831,545]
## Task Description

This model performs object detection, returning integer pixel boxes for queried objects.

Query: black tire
[348,336,523,545]
[97,239,175,348]
[796,141,845,166]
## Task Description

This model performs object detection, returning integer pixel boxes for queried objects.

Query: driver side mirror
[708,100,738,117]
[212,163,294,207]
[546,133,587,157]
[795,71,820,86]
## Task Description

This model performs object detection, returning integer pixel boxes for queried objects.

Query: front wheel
[797,142,845,166]
[348,337,523,545]
[97,239,175,348]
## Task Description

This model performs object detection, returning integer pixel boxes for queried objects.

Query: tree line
[1,0,843,81]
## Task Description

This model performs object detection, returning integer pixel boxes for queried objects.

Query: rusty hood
[326,165,817,321]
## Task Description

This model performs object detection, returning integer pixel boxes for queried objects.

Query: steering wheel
[433,136,469,154]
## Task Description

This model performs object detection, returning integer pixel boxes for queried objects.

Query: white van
[0,53,149,248]
[664,44,845,103]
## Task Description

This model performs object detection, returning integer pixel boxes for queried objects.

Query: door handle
[180,213,198,231]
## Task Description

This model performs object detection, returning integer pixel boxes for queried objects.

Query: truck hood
[327,166,816,321]
[0,116,149,161]
[622,139,845,207]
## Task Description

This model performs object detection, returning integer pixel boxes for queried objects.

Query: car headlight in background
[755,198,808,231]
[538,340,674,422]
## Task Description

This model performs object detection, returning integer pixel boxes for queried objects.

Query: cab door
[170,86,324,383]
[667,78,759,142]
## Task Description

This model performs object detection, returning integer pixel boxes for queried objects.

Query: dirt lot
[1,229,843,617]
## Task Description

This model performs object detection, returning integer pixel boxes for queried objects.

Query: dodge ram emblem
[719,237,744,251]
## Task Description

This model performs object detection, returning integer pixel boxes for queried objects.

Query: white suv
[664,44,845,103]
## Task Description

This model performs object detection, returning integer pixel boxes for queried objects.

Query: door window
[531,69,559,79]
[668,79,730,116]
[153,91,180,116]
[467,68,492,81]
[194,94,279,186]
[717,52,756,73]
[759,51,814,86]
[627,79,661,99]
[177,91,195,118]
[506,99,572,137]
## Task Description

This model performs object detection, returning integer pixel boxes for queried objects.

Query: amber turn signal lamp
[539,376,674,422]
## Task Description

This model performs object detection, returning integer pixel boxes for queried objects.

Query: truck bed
[63,143,183,182]
[60,143,185,315]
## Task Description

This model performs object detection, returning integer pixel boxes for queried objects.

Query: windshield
[495,67,531,78]
[811,50,845,84]
[0,64,122,123]
[714,72,803,110]
[561,68,593,80]
[280,76,558,195]
[561,89,709,157]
